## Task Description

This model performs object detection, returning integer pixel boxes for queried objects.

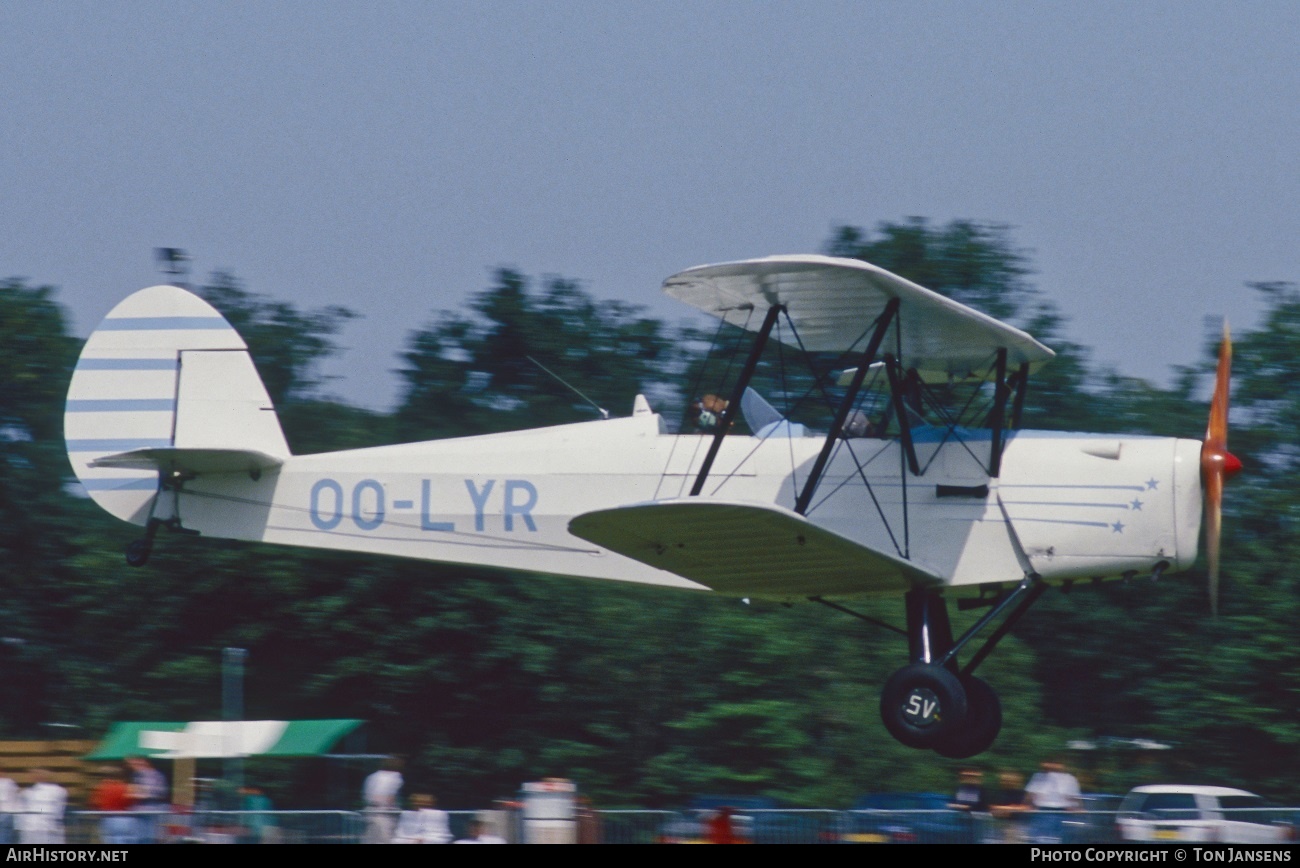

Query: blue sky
[3,2,1296,412]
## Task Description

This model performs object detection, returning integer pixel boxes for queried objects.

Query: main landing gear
[876,577,1046,758]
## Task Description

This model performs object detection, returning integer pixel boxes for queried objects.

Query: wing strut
[1009,362,1029,429]
[809,596,907,637]
[690,303,783,497]
[942,576,1049,678]
[794,298,899,516]
[987,348,1009,477]
[884,355,920,476]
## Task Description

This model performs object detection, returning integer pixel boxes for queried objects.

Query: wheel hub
[901,687,943,728]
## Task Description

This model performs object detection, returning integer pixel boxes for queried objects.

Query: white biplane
[64,255,1238,758]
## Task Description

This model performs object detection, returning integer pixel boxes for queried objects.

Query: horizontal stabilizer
[90,447,284,476]
[569,500,941,598]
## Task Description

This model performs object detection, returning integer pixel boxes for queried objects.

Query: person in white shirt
[17,769,66,845]
[1025,759,1081,844]
[0,775,18,844]
[362,757,404,844]
[454,819,506,844]
[393,793,452,844]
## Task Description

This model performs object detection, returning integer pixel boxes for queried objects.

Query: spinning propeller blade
[1200,322,1242,615]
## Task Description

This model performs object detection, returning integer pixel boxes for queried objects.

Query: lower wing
[569,499,942,598]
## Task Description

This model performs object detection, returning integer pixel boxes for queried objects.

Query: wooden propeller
[1200,323,1242,615]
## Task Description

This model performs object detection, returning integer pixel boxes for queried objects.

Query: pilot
[688,394,730,432]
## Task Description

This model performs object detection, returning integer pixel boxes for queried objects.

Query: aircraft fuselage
[153,412,1202,599]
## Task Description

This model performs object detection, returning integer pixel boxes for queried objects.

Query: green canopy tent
[86,719,365,760]
[86,720,369,808]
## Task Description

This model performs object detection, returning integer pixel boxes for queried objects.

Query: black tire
[125,538,152,567]
[933,675,1002,759]
[879,663,968,749]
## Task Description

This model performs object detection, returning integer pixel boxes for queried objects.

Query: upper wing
[664,254,1054,380]
[569,499,942,598]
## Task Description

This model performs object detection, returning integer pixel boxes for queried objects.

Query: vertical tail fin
[64,285,289,525]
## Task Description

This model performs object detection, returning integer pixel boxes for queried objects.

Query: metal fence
[57,809,504,845]
[597,810,676,845]
[63,810,366,845]
[647,807,1081,845]
[23,806,1296,843]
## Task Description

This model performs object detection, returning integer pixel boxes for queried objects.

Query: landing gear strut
[878,577,1046,757]
[124,513,202,568]
[123,471,201,567]
[125,519,162,567]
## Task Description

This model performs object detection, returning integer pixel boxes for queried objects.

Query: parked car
[1117,785,1297,844]
[1059,793,1125,844]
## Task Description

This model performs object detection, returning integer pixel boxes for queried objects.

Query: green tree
[826,217,1036,325]
[0,279,90,734]
[198,271,357,406]
[395,269,683,439]
[0,278,79,442]
[197,272,372,453]
[825,217,1095,432]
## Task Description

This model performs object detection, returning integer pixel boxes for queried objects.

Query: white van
[1116,785,1295,844]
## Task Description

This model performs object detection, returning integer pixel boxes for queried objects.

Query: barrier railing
[594,809,676,844]
[64,809,366,845]
[14,805,1294,844]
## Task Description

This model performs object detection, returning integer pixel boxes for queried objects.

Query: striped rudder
[64,285,289,525]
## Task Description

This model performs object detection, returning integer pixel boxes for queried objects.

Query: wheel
[125,537,152,567]
[933,675,1001,758]
[933,675,1002,759]
[879,663,968,749]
